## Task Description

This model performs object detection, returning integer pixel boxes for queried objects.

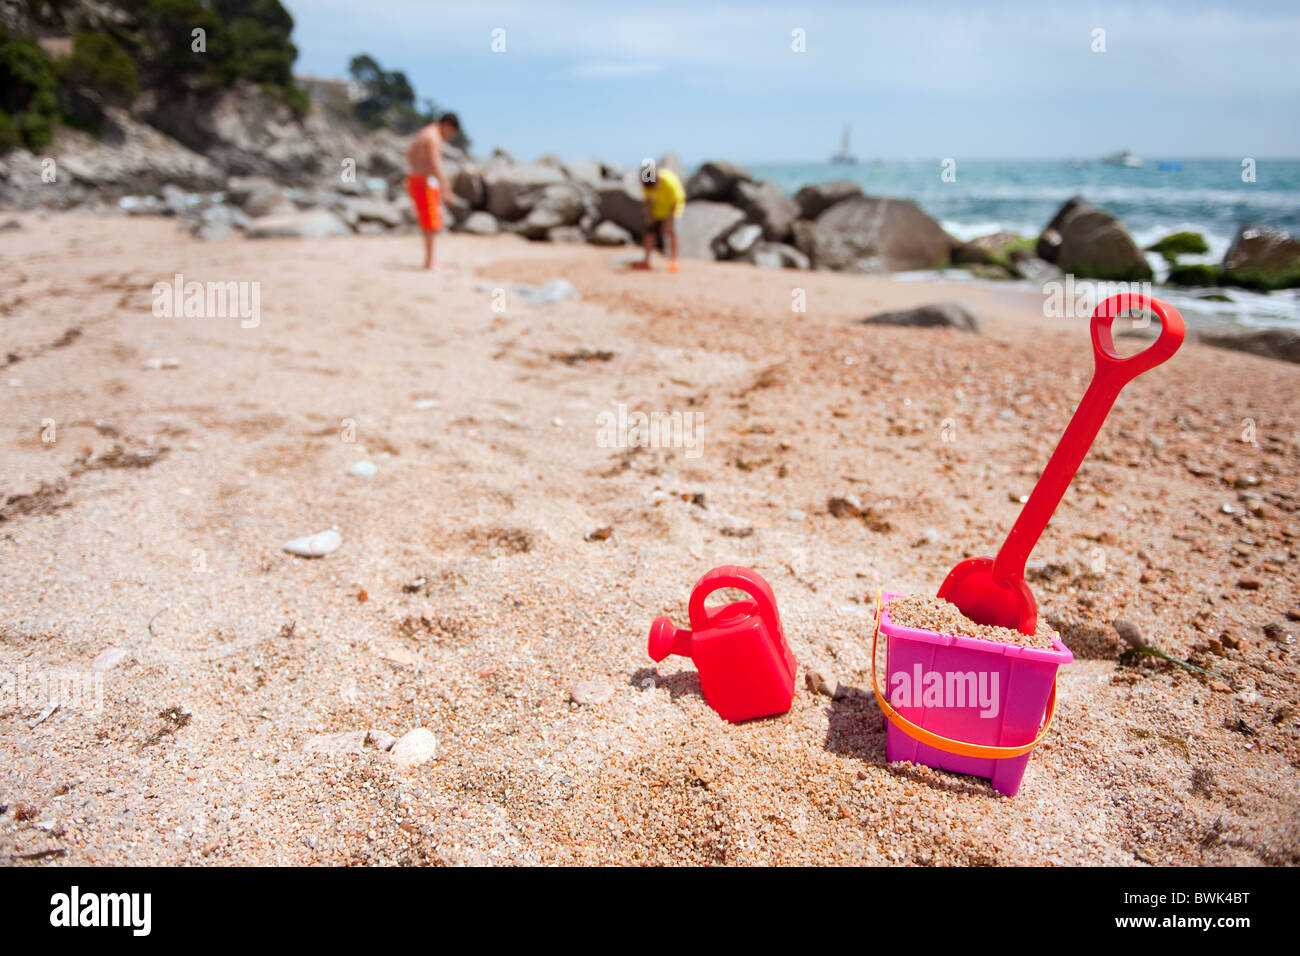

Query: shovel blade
[937,556,1038,635]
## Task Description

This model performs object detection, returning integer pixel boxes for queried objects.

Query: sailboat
[831,126,858,165]
[1100,149,1142,168]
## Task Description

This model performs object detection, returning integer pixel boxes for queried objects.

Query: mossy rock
[1221,267,1300,292]
[1146,230,1209,265]
[1059,261,1154,282]
[1197,292,1233,303]
[1165,263,1220,287]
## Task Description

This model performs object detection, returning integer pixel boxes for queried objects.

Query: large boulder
[1199,327,1300,365]
[457,211,499,235]
[339,197,403,229]
[953,231,1026,266]
[589,220,633,246]
[793,196,955,272]
[794,180,863,219]
[1036,196,1152,281]
[227,175,291,217]
[245,210,352,239]
[715,222,763,259]
[741,242,810,270]
[685,160,753,202]
[737,180,800,242]
[1220,225,1300,290]
[562,157,605,188]
[859,302,982,333]
[452,163,487,209]
[678,200,746,260]
[657,151,686,180]
[596,172,647,239]
[519,182,586,238]
[484,162,568,221]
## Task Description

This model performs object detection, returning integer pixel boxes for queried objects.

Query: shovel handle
[993,294,1184,584]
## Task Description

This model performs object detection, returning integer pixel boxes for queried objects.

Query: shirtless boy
[405,113,461,270]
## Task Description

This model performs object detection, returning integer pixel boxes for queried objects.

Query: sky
[283,0,1300,165]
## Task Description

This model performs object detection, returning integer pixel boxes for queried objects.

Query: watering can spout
[648,616,692,662]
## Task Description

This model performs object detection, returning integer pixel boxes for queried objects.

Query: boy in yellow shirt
[636,166,686,272]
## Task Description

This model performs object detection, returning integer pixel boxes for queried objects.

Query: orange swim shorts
[406,175,443,232]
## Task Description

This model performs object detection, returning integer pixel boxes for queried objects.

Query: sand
[1,213,1298,865]
[885,594,1060,650]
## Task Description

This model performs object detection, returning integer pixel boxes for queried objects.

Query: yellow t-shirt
[644,168,686,221]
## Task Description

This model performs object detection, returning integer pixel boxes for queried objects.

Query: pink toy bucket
[871,592,1072,796]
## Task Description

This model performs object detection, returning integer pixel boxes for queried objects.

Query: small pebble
[786,508,806,522]
[389,728,438,767]
[1236,578,1261,591]
[364,729,396,752]
[412,399,440,410]
[571,680,615,705]
[141,357,181,370]
[347,460,376,477]
[282,529,342,557]
[805,667,838,698]
[91,647,128,671]
[1113,619,1144,648]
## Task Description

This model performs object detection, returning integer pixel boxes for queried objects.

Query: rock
[519,182,585,237]
[547,225,586,243]
[246,211,351,239]
[160,183,190,216]
[347,461,376,477]
[227,175,288,217]
[716,222,763,259]
[1008,255,1062,284]
[194,219,236,241]
[805,666,838,698]
[484,162,568,221]
[657,151,685,179]
[589,220,633,246]
[452,163,487,209]
[742,242,810,270]
[794,180,864,219]
[91,647,128,672]
[141,357,181,370]
[513,278,579,305]
[1198,327,1300,365]
[1145,230,1209,264]
[412,398,440,409]
[282,529,342,558]
[1035,196,1152,281]
[678,200,745,260]
[364,729,396,752]
[794,196,954,272]
[859,302,981,333]
[1113,619,1144,648]
[738,180,800,241]
[685,160,753,202]
[0,219,21,230]
[570,680,615,705]
[596,172,647,239]
[1166,264,1219,286]
[198,202,250,229]
[339,197,402,229]
[562,156,605,187]
[1220,225,1300,290]
[953,232,1026,267]
[458,210,499,235]
[305,731,366,756]
[389,728,438,767]
[786,509,806,521]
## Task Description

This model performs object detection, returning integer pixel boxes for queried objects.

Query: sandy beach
[1,213,1297,865]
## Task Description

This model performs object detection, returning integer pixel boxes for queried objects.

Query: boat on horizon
[831,126,858,165]
[1100,149,1142,168]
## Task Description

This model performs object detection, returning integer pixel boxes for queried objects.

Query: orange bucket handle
[870,591,1059,760]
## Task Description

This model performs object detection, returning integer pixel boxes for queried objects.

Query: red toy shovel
[938,293,1185,634]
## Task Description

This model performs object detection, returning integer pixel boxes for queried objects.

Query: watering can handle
[688,566,783,641]
[992,294,1185,585]
[869,593,1059,760]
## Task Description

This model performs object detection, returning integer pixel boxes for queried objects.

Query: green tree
[0,26,60,150]
[62,32,141,109]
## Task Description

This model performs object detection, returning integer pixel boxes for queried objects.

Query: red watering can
[648,566,796,722]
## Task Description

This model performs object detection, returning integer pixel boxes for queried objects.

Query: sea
[746,158,1300,328]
